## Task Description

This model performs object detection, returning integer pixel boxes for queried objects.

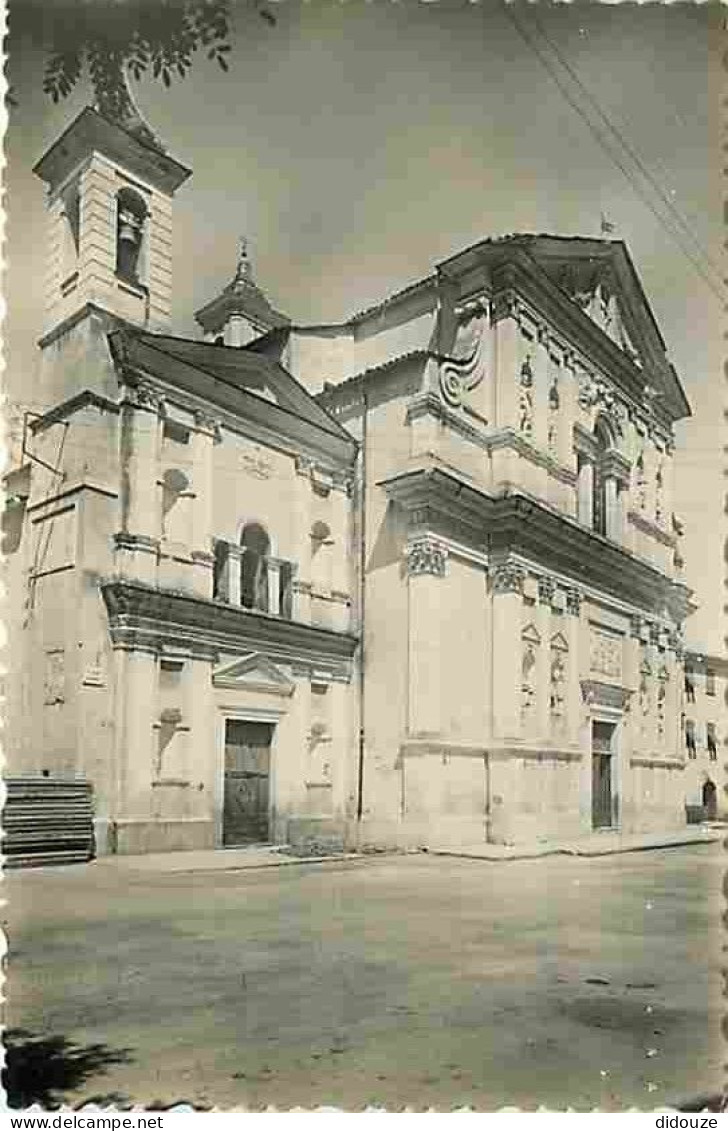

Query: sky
[4,0,723,651]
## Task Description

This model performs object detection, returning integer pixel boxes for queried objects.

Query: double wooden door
[222,720,273,845]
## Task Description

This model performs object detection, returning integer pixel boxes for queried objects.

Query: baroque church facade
[4,103,712,855]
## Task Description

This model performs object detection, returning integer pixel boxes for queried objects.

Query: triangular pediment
[550,630,569,653]
[107,328,358,467]
[212,652,295,696]
[521,623,541,645]
[521,237,690,421]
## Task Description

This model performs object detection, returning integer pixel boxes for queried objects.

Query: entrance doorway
[702,779,717,821]
[591,720,616,829]
[222,719,273,845]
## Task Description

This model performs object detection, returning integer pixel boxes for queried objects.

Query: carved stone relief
[589,626,622,681]
[550,655,566,720]
[518,356,534,438]
[241,451,273,480]
[521,643,537,717]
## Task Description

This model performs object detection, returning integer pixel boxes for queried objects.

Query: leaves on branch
[14,0,275,114]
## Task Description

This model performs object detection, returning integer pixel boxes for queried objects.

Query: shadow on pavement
[677,1094,728,1113]
[3,1029,134,1109]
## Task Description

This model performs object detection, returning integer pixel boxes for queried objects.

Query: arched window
[116,186,148,287]
[240,522,270,612]
[591,418,611,536]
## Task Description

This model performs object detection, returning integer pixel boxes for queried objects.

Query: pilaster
[605,475,620,542]
[118,383,163,583]
[564,587,582,747]
[531,326,550,452]
[293,458,313,624]
[116,648,157,820]
[189,411,219,596]
[267,557,282,617]
[491,561,524,741]
[406,535,448,736]
[560,351,578,475]
[535,580,551,741]
[493,304,520,432]
[577,458,594,528]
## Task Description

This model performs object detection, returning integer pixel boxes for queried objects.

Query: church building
[4,102,705,855]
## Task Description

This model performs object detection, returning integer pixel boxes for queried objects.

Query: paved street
[3,844,722,1110]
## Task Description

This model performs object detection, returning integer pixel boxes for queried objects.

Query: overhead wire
[501,3,726,305]
[527,6,722,282]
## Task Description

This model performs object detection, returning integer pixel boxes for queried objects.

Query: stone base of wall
[111,817,214,855]
[286,817,346,852]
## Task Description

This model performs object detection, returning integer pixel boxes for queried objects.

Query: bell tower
[34,100,191,340]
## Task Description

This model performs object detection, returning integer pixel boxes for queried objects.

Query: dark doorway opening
[702,779,717,821]
[222,719,273,845]
[592,720,616,829]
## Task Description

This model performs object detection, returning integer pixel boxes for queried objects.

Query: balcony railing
[212,540,294,619]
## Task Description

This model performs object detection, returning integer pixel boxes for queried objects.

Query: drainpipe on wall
[356,386,369,823]
[484,530,493,843]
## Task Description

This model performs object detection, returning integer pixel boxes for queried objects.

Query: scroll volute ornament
[439,297,489,408]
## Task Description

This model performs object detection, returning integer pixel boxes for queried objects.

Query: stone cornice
[26,479,119,513]
[398,738,582,763]
[101,579,358,674]
[485,428,577,486]
[629,756,684,770]
[580,679,633,712]
[29,388,121,435]
[627,509,676,548]
[378,460,691,621]
[406,392,489,447]
[405,397,576,486]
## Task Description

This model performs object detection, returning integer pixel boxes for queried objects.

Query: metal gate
[222,720,273,845]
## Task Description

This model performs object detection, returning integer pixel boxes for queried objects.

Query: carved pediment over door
[212,652,295,697]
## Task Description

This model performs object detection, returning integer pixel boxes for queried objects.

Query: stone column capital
[491,561,525,595]
[122,380,165,414]
[537,574,556,605]
[193,409,222,440]
[405,535,448,578]
[565,587,582,617]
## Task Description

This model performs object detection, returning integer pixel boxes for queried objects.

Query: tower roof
[194,238,290,337]
[33,104,192,196]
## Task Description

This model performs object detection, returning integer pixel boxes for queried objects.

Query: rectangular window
[707,723,717,760]
[706,670,716,697]
[685,718,696,758]
[684,671,695,703]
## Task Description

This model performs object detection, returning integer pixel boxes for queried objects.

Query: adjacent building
[3,101,722,854]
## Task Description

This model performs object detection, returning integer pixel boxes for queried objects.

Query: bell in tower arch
[116,188,147,287]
